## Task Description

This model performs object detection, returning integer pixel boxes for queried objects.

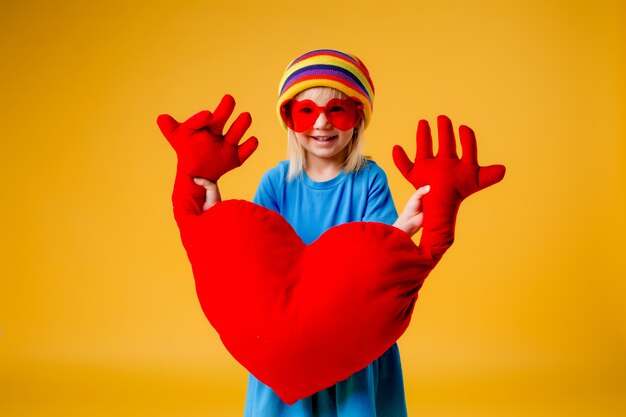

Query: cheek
[341,129,355,143]
[295,132,313,149]
[295,132,307,144]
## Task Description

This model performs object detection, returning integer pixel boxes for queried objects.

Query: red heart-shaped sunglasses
[280,98,363,133]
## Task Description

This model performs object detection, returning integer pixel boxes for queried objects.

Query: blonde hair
[286,87,368,180]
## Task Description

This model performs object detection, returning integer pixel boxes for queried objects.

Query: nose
[313,111,332,129]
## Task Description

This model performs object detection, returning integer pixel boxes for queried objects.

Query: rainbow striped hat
[277,49,375,129]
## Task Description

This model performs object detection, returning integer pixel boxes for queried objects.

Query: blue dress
[243,160,408,417]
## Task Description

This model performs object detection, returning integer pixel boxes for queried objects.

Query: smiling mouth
[311,135,338,142]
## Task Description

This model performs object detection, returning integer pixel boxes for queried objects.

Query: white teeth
[312,135,337,142]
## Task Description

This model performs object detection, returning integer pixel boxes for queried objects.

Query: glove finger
[392,145,413,179]
[436,115,458,158]
[416,119,434,159]
[477,165,506,190]
[185,110,213,130]
[156,114,179,140]
[237,137,259,164]
[459,125,478,164]
[210,94,237,134]
[225,112,252,146]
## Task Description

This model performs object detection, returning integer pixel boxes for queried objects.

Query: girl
[193,49,429,417]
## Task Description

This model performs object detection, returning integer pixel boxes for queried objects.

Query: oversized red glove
[393,115,506,260]
[157,94,258,219]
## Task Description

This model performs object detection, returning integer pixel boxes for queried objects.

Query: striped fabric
[277,49,375,129]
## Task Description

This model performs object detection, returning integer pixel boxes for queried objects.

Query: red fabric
[179,200,434,404]
[157,94,258,184]
[157,94,258,221]
[158,101,505,404]
[393,115,506,260]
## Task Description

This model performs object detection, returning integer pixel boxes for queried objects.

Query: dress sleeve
[362,163,398,226]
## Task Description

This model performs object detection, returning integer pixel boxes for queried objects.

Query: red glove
[157,94,258,219]
[393,115,505,260]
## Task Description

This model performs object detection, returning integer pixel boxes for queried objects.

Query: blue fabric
[252,160,397,244]
[244,160,408,417]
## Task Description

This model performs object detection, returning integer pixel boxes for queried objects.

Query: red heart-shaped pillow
[178,199,437,404]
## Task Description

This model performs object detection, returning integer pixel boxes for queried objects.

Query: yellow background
[1,0,624,416]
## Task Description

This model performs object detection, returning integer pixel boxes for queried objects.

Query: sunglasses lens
[290,100,320,132]
[324,98,361,131]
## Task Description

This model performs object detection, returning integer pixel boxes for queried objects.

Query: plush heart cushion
[177,199,437,404]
